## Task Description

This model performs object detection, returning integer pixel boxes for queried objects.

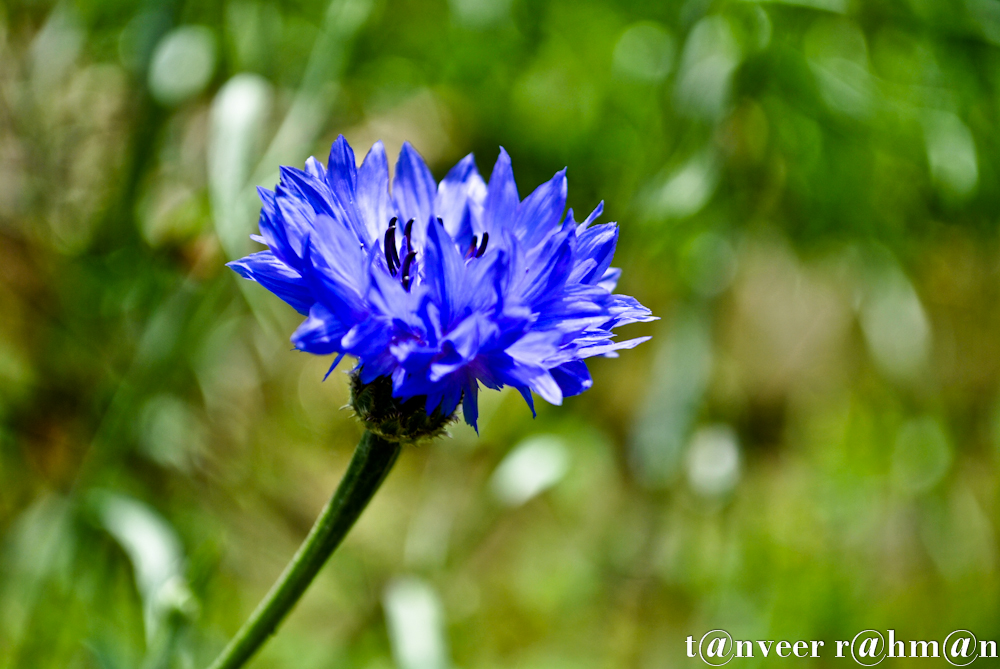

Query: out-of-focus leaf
[490,434,570,507]
[629,312,713,487]
[208,73,273,259]
[383,577,451,669]
[148,26,217,106]
[90,491,195,643]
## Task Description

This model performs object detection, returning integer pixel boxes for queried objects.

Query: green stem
[206,431,401,669]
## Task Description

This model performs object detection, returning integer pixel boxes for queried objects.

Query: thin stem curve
[206,431,401,669]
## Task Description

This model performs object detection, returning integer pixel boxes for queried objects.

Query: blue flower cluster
[229,137,654,429]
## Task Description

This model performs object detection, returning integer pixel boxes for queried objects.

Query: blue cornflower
[229,136,655,431]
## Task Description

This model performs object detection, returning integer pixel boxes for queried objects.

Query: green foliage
[2,0,1000,666]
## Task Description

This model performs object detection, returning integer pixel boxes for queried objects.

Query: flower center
[465,232,489,259]
[432,216,488,259]
[383,216,418,290]
[383,216,490,291]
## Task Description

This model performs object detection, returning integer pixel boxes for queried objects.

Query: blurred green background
[2,0,1000,666]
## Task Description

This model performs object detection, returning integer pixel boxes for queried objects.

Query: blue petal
[279,166,338,219]
[499,335,566,406]
[481,148,519,236]
[291,302,352,354]
[431,314,498,380]
[606,294,657,327]
[393,142,436,233]
[359,351,398,384]
[440,383,463,417]
[324,135,370,244]
[516,386,536,417]
[342,317,392,351]
[520,232,575,305]
[256,187,296,263]
[300,215,369,321]
[326,135,357,192]
[435,153,485,247]
[576,335,652,359]
[577,200,604,232]
[227,251,314,315]
[532,285,611,333]
[357,141,394,244]
[324,352,347,380]
[571,223,618,285]
[514,168,567,249]
[366,267,427,329]
[462,380,480,431]
[274,183,318,259]
[421,218,467,326]
[550,360,592,397]
[597,267,621,292]
[505,361,562,405]
[305,156,327,180]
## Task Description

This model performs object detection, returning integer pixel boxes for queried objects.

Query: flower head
[229,136,655,431]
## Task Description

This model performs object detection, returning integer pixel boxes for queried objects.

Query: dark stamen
[404,218,414,248]
[466,235,479,259]
[401,251,417,290]
[384,217,400,275]
[436,217,444,225]
[475,232,489,258]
